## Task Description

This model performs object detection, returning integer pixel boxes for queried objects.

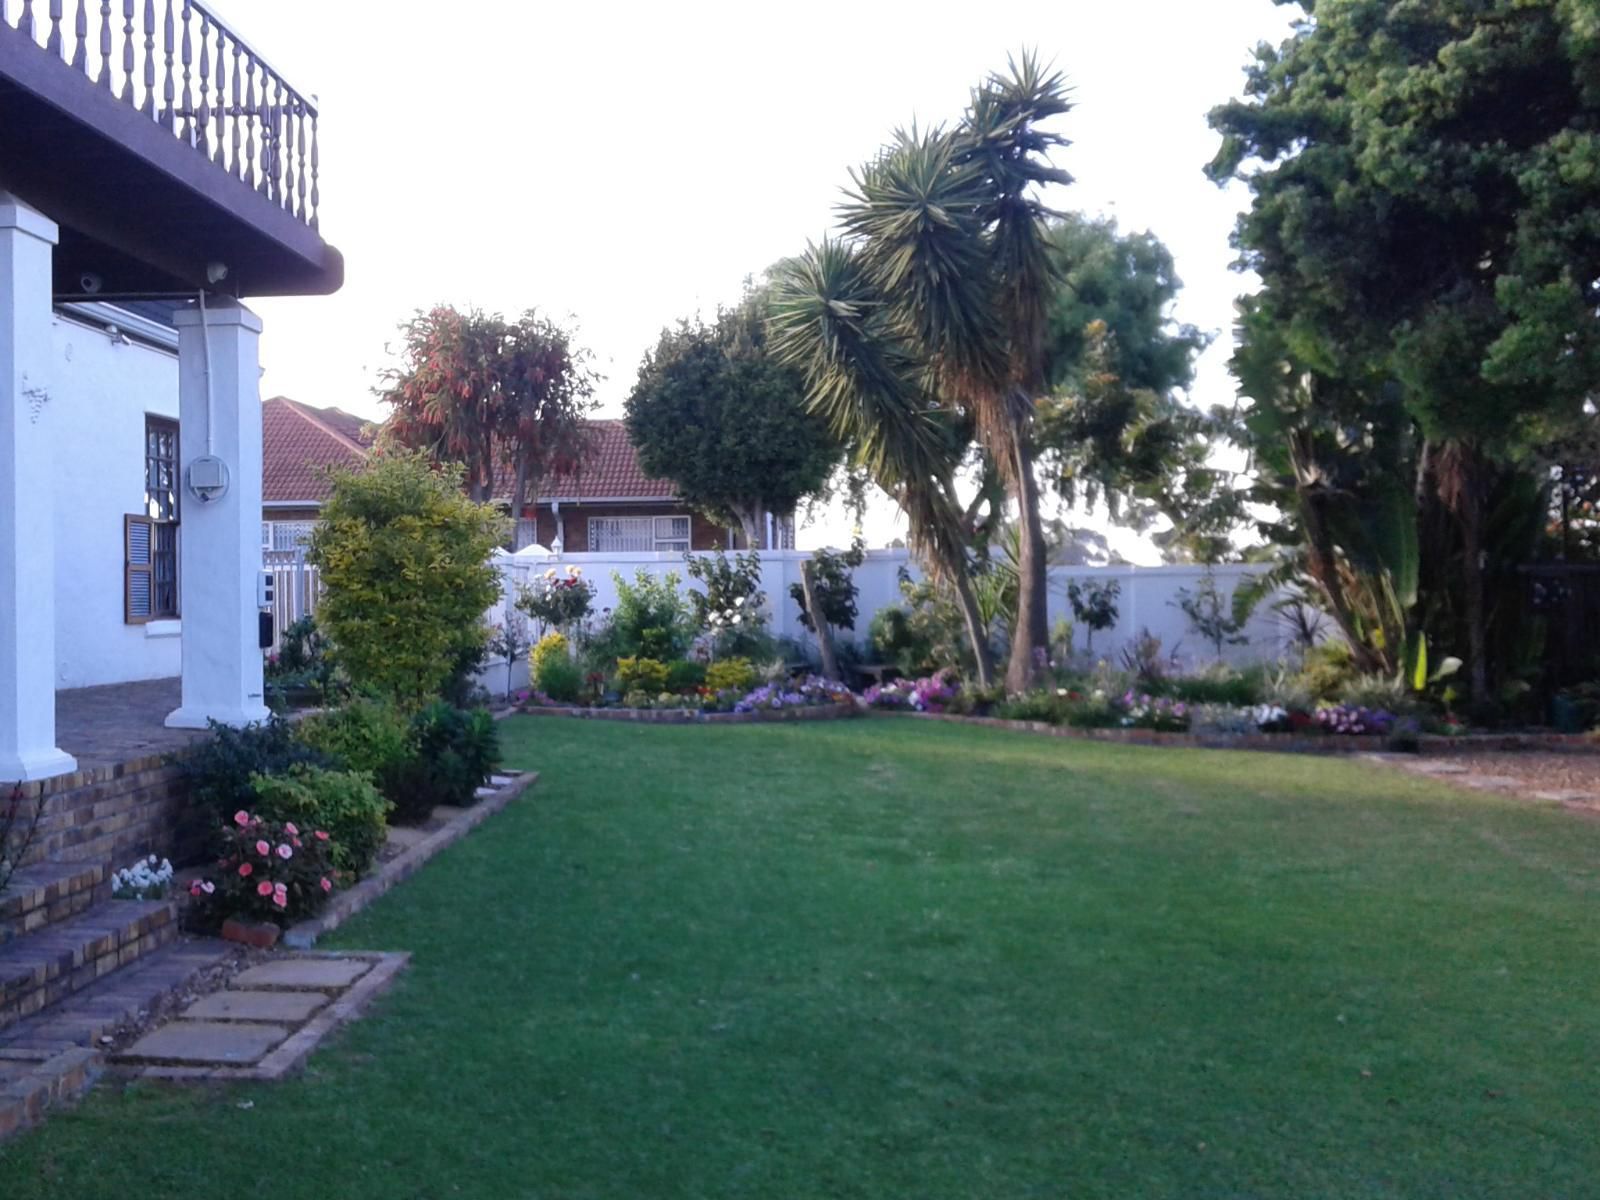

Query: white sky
[236,0,1297,556]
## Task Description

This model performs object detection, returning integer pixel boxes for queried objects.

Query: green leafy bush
[308,452,505,708]
[616,657,670,695]
[250,764,391,878]
[705,657,757,693]
[531,631,569,677]
[295,698,415,813]
[389,703,502,823]
[178,717,333,824]
[996,691,1069,724]
[588,570,695,663]
[1170,666,1264,707]
[1298,641,1357,701]
[536,656,584,703]
[665,660,707,692]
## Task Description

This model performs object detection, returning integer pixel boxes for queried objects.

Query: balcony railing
[2,0,319,230]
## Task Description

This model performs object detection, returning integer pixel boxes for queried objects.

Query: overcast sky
[236,0,1297,552]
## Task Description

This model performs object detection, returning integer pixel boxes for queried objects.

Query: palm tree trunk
[1005,435,1050,693]
[1460,476,1489,707]
[950,567,996,689]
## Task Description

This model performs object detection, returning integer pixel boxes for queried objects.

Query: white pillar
[0,195,76,782]
[165,299,270,729]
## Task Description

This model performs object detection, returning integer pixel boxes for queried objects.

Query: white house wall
[50,312,181,688]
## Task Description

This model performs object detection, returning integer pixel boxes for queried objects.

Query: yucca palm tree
[772,53,1072,691]
[769,239,998,687]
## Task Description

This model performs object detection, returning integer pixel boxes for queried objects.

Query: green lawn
[5,718,1599,1198]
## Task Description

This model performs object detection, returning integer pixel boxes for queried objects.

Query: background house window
[263,520,317,552]
[588,515,692,553]
[127,416,179,622]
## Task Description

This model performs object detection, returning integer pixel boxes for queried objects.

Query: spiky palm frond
[768,240,972,580]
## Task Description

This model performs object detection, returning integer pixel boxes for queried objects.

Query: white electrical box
[258,570,274,609]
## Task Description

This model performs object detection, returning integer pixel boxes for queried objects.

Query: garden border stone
[0,1046,98,1143]
[887,712,1598,756]
[281,772,538,949]
[515,700,859,726]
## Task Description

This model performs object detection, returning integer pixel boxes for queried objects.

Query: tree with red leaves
[377,306,598,511]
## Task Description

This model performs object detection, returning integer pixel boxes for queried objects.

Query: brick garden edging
[0,1046,98,1143]
[281,771,539,949]
[887,711,1598,756]
[515,700,860,725]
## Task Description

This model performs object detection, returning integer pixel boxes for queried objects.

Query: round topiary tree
[308,452,505,709]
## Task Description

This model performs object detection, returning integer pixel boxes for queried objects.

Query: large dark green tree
[1209,0,1600,703]
[626,285,840,548]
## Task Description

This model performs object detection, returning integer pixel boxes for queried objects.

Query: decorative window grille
[128,416,180,622]
[266,521,317,552]
[587,514,693,553]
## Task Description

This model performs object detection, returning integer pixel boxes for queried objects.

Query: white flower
[734,596,745,607]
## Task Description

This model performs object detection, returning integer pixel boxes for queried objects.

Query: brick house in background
[261,410,787,553]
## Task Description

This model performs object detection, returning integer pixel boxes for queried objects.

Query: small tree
[685,548,768,660]
[1066,578,1120,655]
[790,538,866,681]
[309,453,505,708]
[488,611,533,700]
[1172,569,1248,660]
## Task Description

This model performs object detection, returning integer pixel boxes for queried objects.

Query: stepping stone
[231,958,372,991]
[183,990,327,1023]
[120,1020,288,1065]
[385,827,429,852]
[1403,760,1469,775]
[1531,789,1600,804]
[1458,775,1524,790]
[474,786,498,799]
[490,775,515,786]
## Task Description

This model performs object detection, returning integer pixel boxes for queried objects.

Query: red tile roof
[261,397,374,504]
[542,420,676,502]
[262,406,674,506]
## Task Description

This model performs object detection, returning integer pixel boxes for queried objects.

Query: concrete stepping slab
[1458,775,1525,790]
[231,958,371,992]
[121,1019,288,1065]
[489,775,515,787]
[473,786,498,799]
[1401,760,1470,774]
[1531,789,1600,804]
[183,990,326,1023]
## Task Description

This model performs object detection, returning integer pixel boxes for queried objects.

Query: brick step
[0,899,179,1033]
[0,937,231,1053]
[0,862,110,945]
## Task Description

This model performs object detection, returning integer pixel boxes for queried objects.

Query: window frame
[130,415,181,623]
[587,514,693,553]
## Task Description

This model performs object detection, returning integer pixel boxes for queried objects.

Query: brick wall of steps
[0,751,205,1040]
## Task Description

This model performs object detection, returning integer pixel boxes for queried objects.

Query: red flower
[238,862,253,878]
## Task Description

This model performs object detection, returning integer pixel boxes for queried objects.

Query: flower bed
[517,674,859,724]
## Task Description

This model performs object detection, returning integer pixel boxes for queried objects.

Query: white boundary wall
[478,549,1295,695]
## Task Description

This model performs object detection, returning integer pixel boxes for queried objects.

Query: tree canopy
[1208,0,1600,703]
[378,306,597,509]
[625,284,841,548]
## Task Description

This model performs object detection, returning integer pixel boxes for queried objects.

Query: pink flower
[276,844,293,860]
[202,881,215,895]
[256,881,273,897]
[238,862,253,878]
[233,810,250,827]
[319,877,332,893]
[314,830,330,841]
[272,891,287,908]
[255,839,271,857]
[284,822,299,837]
[293,837,302,848]
[189,880,205,897]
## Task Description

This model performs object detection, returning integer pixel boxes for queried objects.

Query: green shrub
[531,631,569,677]
[250,764,391,878]
[1298,641,1356,701]
[616,657,670,695]
[295,698,416,815]
[1171,665,1264,707]
[996,691,1069,724]
[1064,696,1126,729]
[389,703,502,824]
[536,656,584,703]
[587,570,695,662]
[308,452,505,708]
[665,660,707,692]
[705,657,757,693]
[178,716,333,824]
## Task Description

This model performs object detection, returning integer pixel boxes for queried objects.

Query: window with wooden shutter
[125,514,155,623]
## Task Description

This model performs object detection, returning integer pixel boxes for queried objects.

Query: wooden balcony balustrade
[3,0,318,230]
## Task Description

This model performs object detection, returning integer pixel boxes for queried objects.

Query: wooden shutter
[125,514,155,624]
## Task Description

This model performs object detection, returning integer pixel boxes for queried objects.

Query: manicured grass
[5,718,1600,1197]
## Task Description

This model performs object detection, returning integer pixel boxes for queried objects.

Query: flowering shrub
[616,656,670,695]
[733,676,854,714]
[250,765,390,878]
[705,657,757,693]
[112,854,174,900]
[1119,692,1191,732]
[516,566,595,634]
[189,811,337,926]
[1313,704,1395,735]
[863,670,960,713]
